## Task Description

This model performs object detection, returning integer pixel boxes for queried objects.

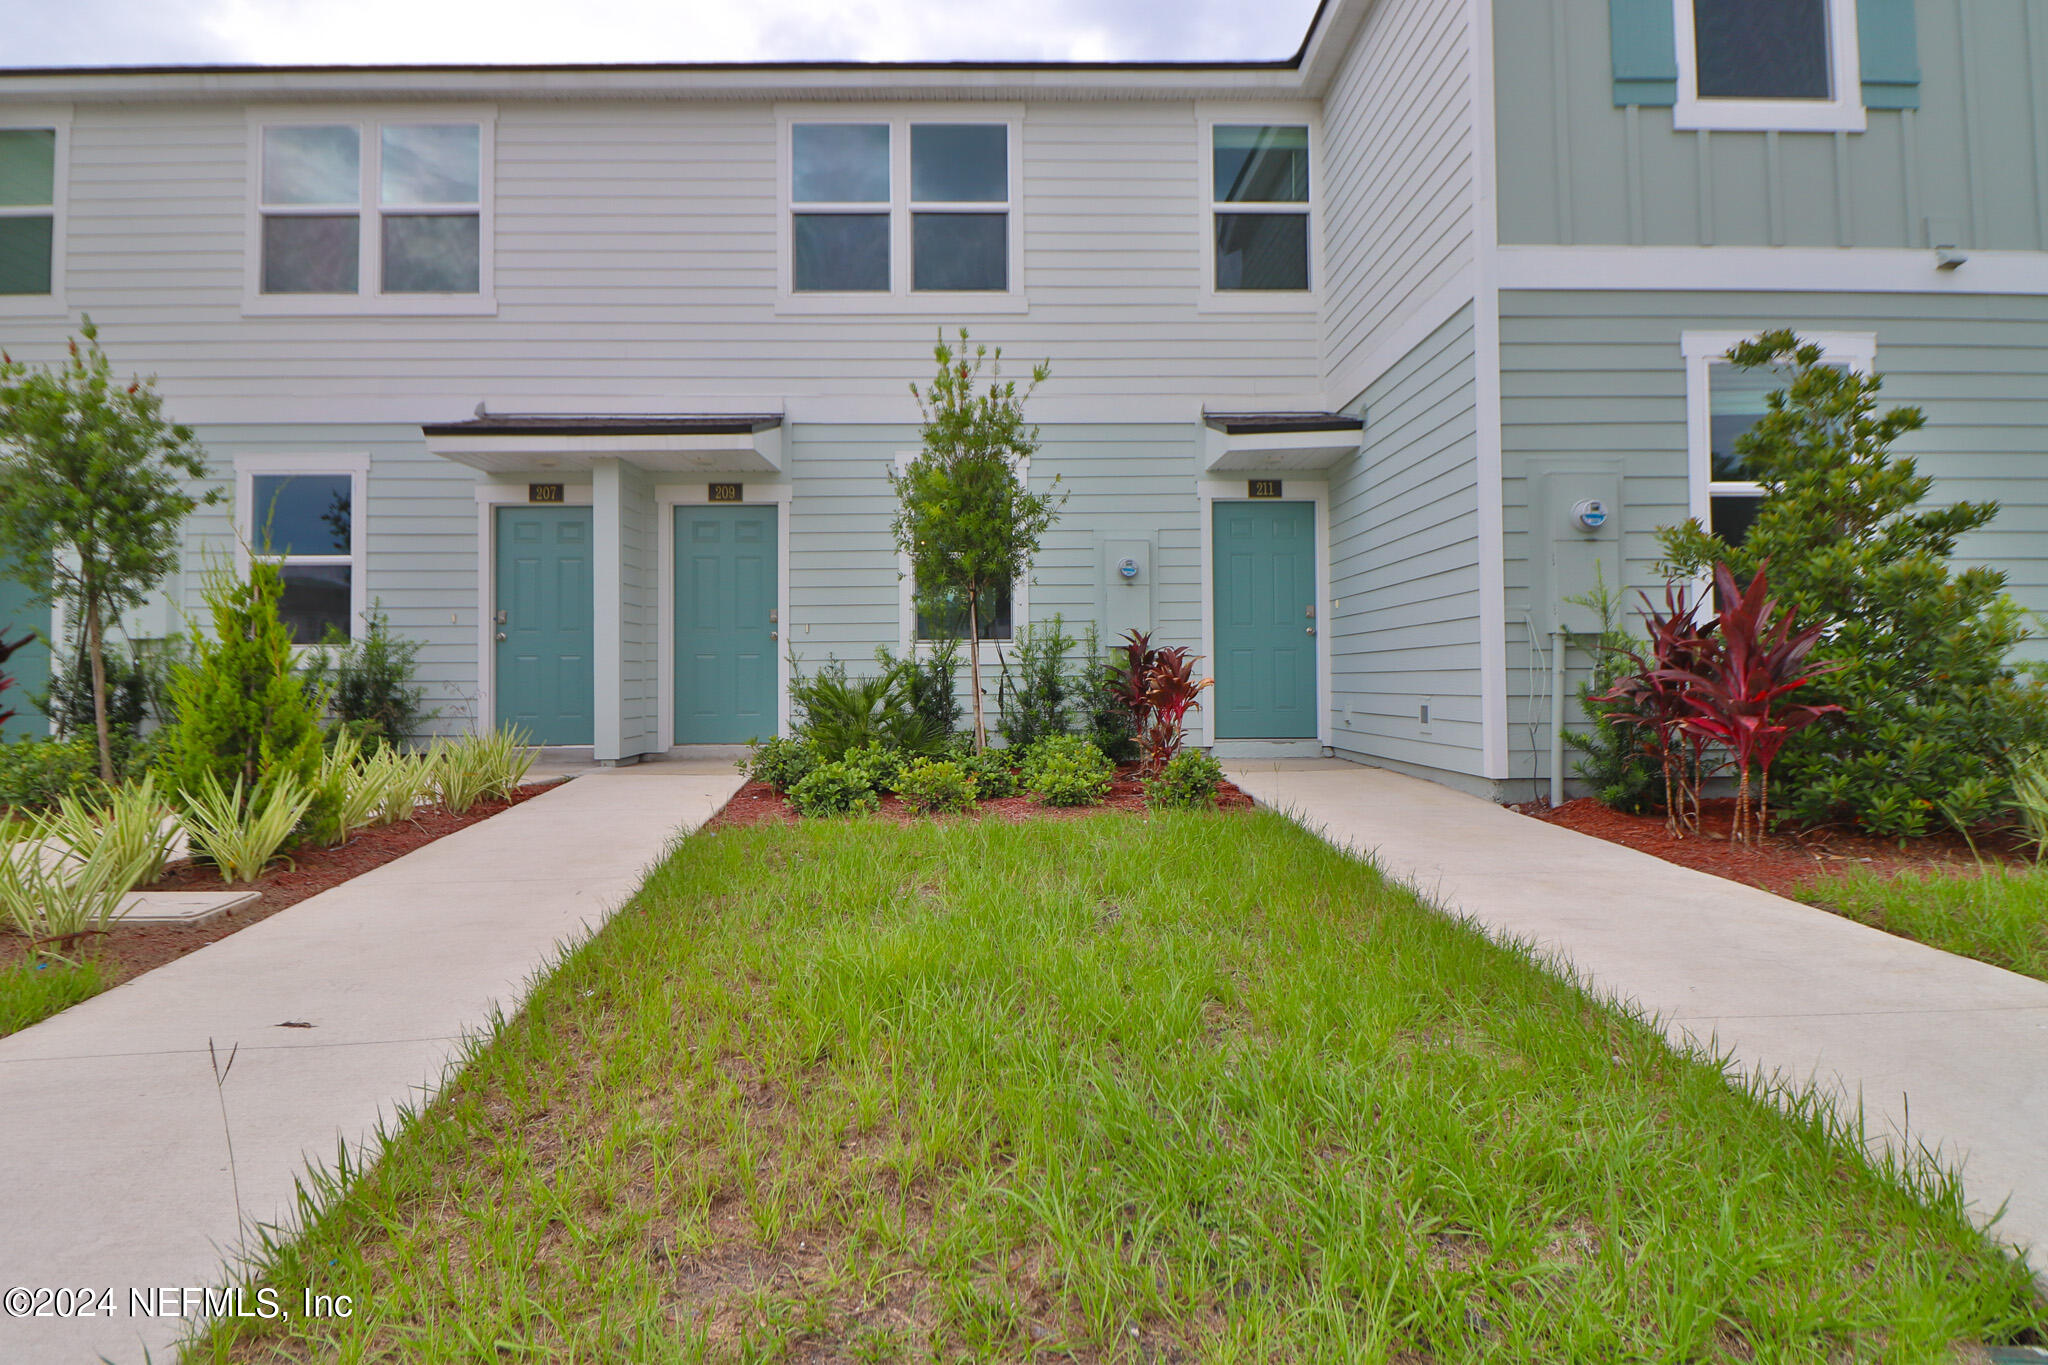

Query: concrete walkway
[1228,759,2048,1270]
[0,760,743,1365]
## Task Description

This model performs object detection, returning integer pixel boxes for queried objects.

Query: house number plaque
[1248,478,1283,499]
[708,482,744,502]
[527,483,565,504]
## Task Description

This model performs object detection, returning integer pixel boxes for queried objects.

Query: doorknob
[495,631,507,642]
[1306,627,1316,636]
[770,631,779,642]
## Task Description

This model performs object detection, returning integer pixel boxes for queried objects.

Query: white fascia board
[1499,246,2048,295]
[424,431,782,474]
[1202,427,1362,473]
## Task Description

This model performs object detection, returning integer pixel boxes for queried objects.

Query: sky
[2,0,1325,68]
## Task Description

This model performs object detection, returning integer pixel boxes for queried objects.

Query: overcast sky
[4,0,1324,68]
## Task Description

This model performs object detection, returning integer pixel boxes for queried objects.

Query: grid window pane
[912,212,1006,292]
[793,212,889,292]
[261,215,360,294]
[381,124,480,206]
[1214,125,1309,203]
[262,126,361,206]
[1215,212,1309,291]
[1711,493,1764,546]
[277,565,353,645]
[0,129,56,208]
[0,217,53,295]
[917,581,1012,642]
[382,213,480,293]
[792,124,889,203]
[911,124,1007,203]
[1694,0,1831,100]
[251,474,352,556]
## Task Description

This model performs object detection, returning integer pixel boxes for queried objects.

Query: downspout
[1550,630,1568,809]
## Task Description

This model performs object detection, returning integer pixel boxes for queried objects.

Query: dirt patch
[1518,796,2027,898]
[2,779,566,992]
[704,764,1257,832]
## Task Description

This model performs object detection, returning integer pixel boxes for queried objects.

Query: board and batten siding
[8,97,1326,423]
[1498,288,2048,791]
[1329,304,1486,785]
[1319,0,1477,407]
[1494,0,2048,251]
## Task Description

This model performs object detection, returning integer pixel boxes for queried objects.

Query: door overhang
[424,412,784,475]
[1202,411,1362,474]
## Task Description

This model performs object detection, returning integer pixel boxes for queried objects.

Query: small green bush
[739,736,818,793]
[897,758,978,814]
[301,606,435,749]
[0,736,106,813]
[843,741,907,794]
[1146,749,1224,810]
[996,614,1077,751]
[959,748,1018,799]
[789,761,879,818]
[1021,734,1113,808]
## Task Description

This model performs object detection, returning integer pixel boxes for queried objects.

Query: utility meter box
[1532,465,1623,637]
[1101,537,1153,645]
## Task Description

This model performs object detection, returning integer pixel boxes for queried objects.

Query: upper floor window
[251,114,492,313]
[0,127,57,298]
[785,116,1018,304]
[1673,0,1864,131]
[1210,124,1311,293]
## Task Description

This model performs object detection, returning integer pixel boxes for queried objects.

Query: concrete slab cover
[1227,760,2048,1272]
[114,890,261,928]
[0,766,743,1365]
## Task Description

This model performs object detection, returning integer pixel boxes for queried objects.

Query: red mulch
[1518,796,2028,898]
[705,765,1256,832]
[2,779,566,992]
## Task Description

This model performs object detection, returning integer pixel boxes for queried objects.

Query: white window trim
[233,453,371,645]
[0,106,70,318]
[776,105,1026,316]
[1194,477,1333,750]
[1682,330,1876,536]
[655,482,794,745]
[242,106,497,317]
[1198,104,1322,314]
[891,450,1032,667]
[1672,0,1866,133]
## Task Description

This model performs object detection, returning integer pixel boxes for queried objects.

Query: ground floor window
[236,455,368,643]
[913,580,1013,642]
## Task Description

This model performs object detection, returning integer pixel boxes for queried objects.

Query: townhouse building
[1,0,2043,800]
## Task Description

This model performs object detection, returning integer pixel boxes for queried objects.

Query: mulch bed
[2,779,566,994]
[1519,796,2030,898]
[706,765,1256,832]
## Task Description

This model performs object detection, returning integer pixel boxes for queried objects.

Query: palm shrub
[790,658,943,760]
[179,772,315,884]
[1021,734,1113,807]
[789,761,879,818]
[1145,748,1224,810]
[878,640,960,740]
[158,558,329,836]
[897,757,978,814]
[1659,330,2048,838]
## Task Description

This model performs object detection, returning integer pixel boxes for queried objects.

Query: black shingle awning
[1202,411,1364,437]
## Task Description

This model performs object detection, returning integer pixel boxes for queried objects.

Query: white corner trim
[1193,477,1333,750]
[655,481,795,746]
[231,452,370,642]
[1469,0,1509,784]
[1497,245,2048,295]
[1671,0,1866,133]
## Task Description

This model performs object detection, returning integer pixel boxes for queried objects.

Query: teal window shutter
[1610,0,1679,106]
[1858,0,1920,109]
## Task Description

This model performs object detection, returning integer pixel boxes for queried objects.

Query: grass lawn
[1797,865,2048,984]
[0,956,102,1037]
[195,812,2043,1362]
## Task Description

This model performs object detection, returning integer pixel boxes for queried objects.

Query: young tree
[0,321,216,781]
[890,330,1065,750]
[1658,330,2048,837]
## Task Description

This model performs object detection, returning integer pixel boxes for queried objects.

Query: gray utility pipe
[1550,630,1569,809]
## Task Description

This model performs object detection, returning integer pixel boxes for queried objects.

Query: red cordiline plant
[1597,582,1723,837]
[1662,562,1842,845]
[1110,629,1214,776]
[1111,630,1160,741]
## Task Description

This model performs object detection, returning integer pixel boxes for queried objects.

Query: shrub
[157,559,329,835]
[0,736,106,813]
[1561,574,1661,815]
[897,757,979,814]
[0,783,175,958]
[371,751,437,826]
[426,729,531,814]
[878,639,960,741]
[959,748,1019,799]
[1083,625,1141,764]
[301,606,434,750]
[178,772,315,884]
[842,741,907,795]
[996,614,1077,751]
[789,761,879,818]
[790,658,943,761]
[740,736,818,793]
[1021,734,1113,808]
[1659,330,2048,838]
[327,733,389,845]
[2011,749,2048,863]
[1146,748,1224,810]
[44,638,162,742]
[1107,631,1215,776]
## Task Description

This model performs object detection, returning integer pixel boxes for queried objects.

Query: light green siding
[1329,304,1486,781]
[1499,288,2048,794]
[1497,0,2048,250]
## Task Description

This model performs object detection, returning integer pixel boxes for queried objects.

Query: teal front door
[674,505,779,744]
[1213,500,1317,740]
[494,505,595,745]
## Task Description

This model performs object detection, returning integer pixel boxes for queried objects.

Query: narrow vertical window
[1212,125,1311,292]
[0,128,58,296]
[380,124,481,294]
[250,472,357,642]
[909,124,1009,292]
[791,123,890,293]
[260,125,362,295]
